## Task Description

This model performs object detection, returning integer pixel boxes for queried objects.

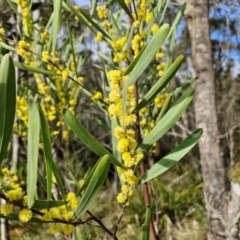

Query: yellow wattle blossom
[64,211,74,221]
[41,29,49,43]
[79,179,85,188]
[95,32,103,42]
[5,188,25,201]
[49,223,61,234]
[0,204,13,216]
[117,192,127,203]
[151,24,159,35]
[42,51,51,63]
[62,224,73,235]
[91,91,103,103]
[117,138,130,152]
[19,208,32,223]
[67,192,79,210]
[154,93,169,108]
[145,11,152,23]
[0,28,5,41]
[97,4,108,19]
[61,69,69,79]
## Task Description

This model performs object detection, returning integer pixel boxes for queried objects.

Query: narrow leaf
[140,129,203,183]
[62,109,125,169]
[76,159,100,196]
[14,61,55,75]
[115,0,133,20]
[141,205,151,240]
[0,42,16,51]
[133,54,184,113]
[38,104,66,200]
[156,95,171,123]
[51,0,62,54]
[33,200,65,209]
[27,99,40,208]
[72,154,111,219]
[124,45,147,76]
[65,1,111,40]
[0,54,16,165]
[166,3,186,41]
[137,89,194,154]
[126,24,170,87]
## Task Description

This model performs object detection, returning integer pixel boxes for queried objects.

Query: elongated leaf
[51,0,62,53]
[137,89,194,154]
[141,205,151,240]
[0,42,16,51]
[38,105,51,200]
[6,0,18,14]
[156,95,171,123]
[38,174,55,200]
[65,1,111,40]
[133,55,184,113]
[62,109,125,169]
[166,3,186,42]
[67,25,78,77]
[14,61,55,75]
[115,0,133,20]
[0,54,16,165]
[126,24,170,87]
[76,159,100,196]
[0,213,46,223]
[90,0,98,16]
[140,129,203,183]
[72,154,111,219]
[27,99,40,208]
[172,78,197,100]
[124,45,147,76]
[38,104,66,201]
[165,28,176,70]
[33,200,65,209]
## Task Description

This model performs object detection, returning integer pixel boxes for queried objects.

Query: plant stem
[134,82,158,240]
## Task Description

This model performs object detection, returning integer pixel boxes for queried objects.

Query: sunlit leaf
[0,54,16,165]
[126,24,170,87]
[72,154,111,219]
[137,89,194,154]
[27,99,40,208]
[33,200,65,209]
[51,0,62,53]
[140,129,203,183]
[62,109,125,169]
[133,54,184,113]
[141,205,151,240]
[14,61,55,75]
[38,104,66,201]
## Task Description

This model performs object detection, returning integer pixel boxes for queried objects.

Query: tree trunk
[185,1,231,239]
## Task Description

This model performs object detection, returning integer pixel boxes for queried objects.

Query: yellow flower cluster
[17,40,33,64]
[16,0,33,35]
[0,168,32,223]
[91,91,103,103]
[104,69,144,203]
[40,29,49,43]
[0,168,80,234]
[131,31,146,56]
[155,47,165,77]
[154,93,169,109]
[111,36,129,63]
[97,4,108,19]
[0,28,5,42]
[15,96,28,137]
[95,32,103,42]
[92,0,169,205]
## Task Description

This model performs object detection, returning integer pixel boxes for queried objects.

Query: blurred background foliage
[0,0,239,239]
